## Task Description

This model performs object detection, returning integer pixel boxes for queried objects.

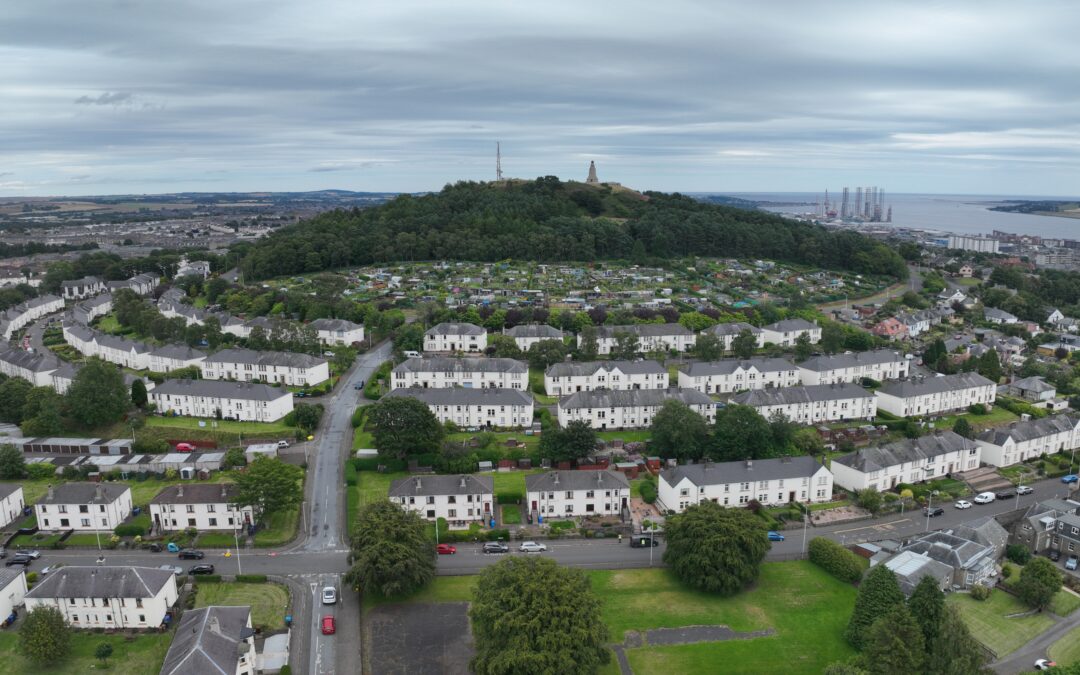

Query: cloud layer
[2,0,1078,195]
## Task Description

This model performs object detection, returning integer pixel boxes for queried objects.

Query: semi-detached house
[975,415,1080,468]
[874,373,996,418]
[730,382,876,425]
[160,606,258,675]
[545,360,669,396]
[504,324,564,351]
[704,322,765,351]
[796,349,909,386]
[201,348,329,387]
[389,474,494,529]
[25,566,178,630]
[149,483,254,533]
[423,322,487,353]
[149,379,294,422]
[525,470,630,519]
[658,456,834,512]
[760,318,821,346]
[391,356,527,390]
[584,324,696,355]
[61,275,106,300]
[35,483,133,532]
[677,357,799,395]
[557,387,715,430]
[830,431,981,492]
[383,387,534,429]
[309,318,365,347]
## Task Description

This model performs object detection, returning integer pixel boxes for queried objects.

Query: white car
[973,492,996,505]
[954,500,973,509]
[322,586,337,605]
[519,541,547,553]
[158,565,184,577]
[1017,485,1034,496]
[1035,659,1058,671]
[323,351,335,357]
[20,550,41,560]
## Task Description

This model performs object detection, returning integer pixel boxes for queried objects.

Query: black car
[630,535,661,548]
[177,549,204,560]
[1049,549,1062,562]
[188,564,215,575]
[482,542,509,554]
[924,506,945,517]
[996,490,1017,500]
[4,555,32,567]
[147,543,163,553]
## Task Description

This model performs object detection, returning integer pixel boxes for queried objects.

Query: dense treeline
[985,266,1080,322]
[0,241,98,260]
[238,178,907,280]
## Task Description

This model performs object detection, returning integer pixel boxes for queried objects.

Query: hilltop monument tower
[586,161,599,183]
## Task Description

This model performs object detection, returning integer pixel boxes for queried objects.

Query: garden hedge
[808,537,864,584]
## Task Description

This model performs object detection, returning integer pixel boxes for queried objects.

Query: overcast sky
[2,1,1079,197]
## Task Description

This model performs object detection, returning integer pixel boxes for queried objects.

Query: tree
[95,642,113,666]
[233,456,304,523]
[768,410,796,449]
[65,357,129,428]
[952,416,973,439]
[221,447,247,470]
[526,339,568,370]
[663,501,768,595]
[368,396,445,459]
[487,333,522,359]
[821,322,846,354]
[861,604,925,674]
[794,332,813,362]
[345,500,435,598]
[679,311,717,332]
[131,378,148,408]
[907,575,945,646]
[20,387,65,436]
[291,403,324,432]
[0,444,26,479]
[731,328,758,358]
[925,604,989,675]
[0,377,32,423]
[793,427,826,455]
[611,331,639,360]
[845,564,905,649]
[856,487,883,515]
[649,400,710,460]
[1016,557,1062,610]
[976,349,1003,383]
[693,332,723,361]
[710,405,773,461]
[538,420,597,463]
[470,557,609,675]
[19,605,71,665]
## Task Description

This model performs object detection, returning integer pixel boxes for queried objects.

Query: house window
[136,598,143,608]
[209,518,217,527]
[680,488,689,497]
[426,497,435,505]
[565,491,572,499]
[79,505,88,513]
[186,505,195,513]
[565,505,573,513]
[81,519,90,527]
[448,510,457,518]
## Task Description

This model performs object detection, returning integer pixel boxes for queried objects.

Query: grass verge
[0,630,171,674]
[947,591,1055,657]
[194,581,291,632]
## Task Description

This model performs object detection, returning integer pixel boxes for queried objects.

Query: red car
[321,615,336,635]
[175,442,196,452]
[436,544,457,555]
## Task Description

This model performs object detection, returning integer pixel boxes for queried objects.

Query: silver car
[519,541,547,553]
[158,565,184,576]
[322,586,337,605]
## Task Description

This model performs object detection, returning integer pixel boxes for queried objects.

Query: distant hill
[238,176,907,281]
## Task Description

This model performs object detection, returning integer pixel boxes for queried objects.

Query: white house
[391,356,527,390]
[504,324,565,351]
[760,318,821,346]
[107,273,159,296]
[61,276,106,300]
[0,484,26,530]
[423,322,487,353]
[545,360,669,396]
[658,456,833,512]
[0,294,64,340]
[389,474,495,529]
[176,259,212,279]
[149,484,254,533]
[0,569,27,627]
[730,383,877,425]
[705,322,765,352]
[72,293,113,325]
[875,373,996,418]
[201,348,329,387]
[677,358,799,395]
[149,344,208,373]
[525,470,630,519]
[976,415,1080,468]
[984,307,1019,325]
[586,324,696,354]
[831,431,981,492]
[35,483,133,532]
[309,318,365,347]
[25,566,178,630]
[797,350,910,386]
[161,606,258,675]
[383,387,534,429]
[0,348,61,387]
[149,379,294,422]
[61,324,152,370]
[557,387,716,429]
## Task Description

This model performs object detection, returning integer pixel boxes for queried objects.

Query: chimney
[221,484,228,499]
[414,477,422,491]
[177,484,184,498]
[208,615,221,636]
[47,484,54,500]
[553,473,560,486]
[95,484,103,501]
[460,476,467,489]
[597,471,603,484]
[746,459,753,470]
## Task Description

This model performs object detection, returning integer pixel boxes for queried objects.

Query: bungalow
[830,431,981,492]
[936,288,967,308]
[0,569,28,629]
[0,484,25,530]
[149,484,254,533]
[677,358,799,395]
[25,566,178,630]
[874,373,996,418]
[525,470,630,519]
[704,322,765,351]
[423,322,488,353]
[504,324,565,351]
[391,356,527,391]
[730,383,877,425]
[201,348,329,387]
[1047,308,1066,326]
[149,379,294,422]
[389,474,494,529]
[160,606,258,675]
[557,387,716,429]
[796,349,909,386]
[1006,376,1057,405]
[545,360,669,396]
[61,276,106,300]
[309,318,365,347]
[760,318,821,346]
[983,307,1019,325]
[35,483,133,532]
[586,324,696,355]
[383,387,534,429]
[975,415,1080,468]
[658,456,833,512]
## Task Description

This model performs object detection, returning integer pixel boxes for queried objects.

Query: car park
[1067,555,1079,571]
[188,564,215,575]
[767,531,785,541]
[322,587,337,605]
[322,615,336,635]
[158,565,184,576]
[1017,485,1034,495]
[178,549,205,560]
[482,542,509,554]
[519,541,547,553]
[436,544,457,555]
[955,500,973,509]
[995,490,1016,500]
[1062,475,1078,484]
[973,492,996,504]
[924,506,945,517]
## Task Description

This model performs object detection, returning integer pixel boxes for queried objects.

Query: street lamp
[233,525,242,575]
[924,493,933,532]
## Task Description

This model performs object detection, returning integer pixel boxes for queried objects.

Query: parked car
[973,492,996,504]
[40,564,64,576]
[0,547,5,559]
[955,500,973,509]
[322,587,337,605]
[19,550,40,560]
[482,542,509,554]
[403,350,420,358]
[995,490,1016,500]
[767,531,785,542]
[354,382,364,390]
[629,536,660,548]
[5,555,32,567]
[1049,549,1062,562]
[436,544,457,555]
[1017,485,1035,495]
[158,565,183,576]
[321,615,336,635]
[177,549,205,560]
[1067,555,1079,571]
[924,506,945,517]
[323,351,335,357]
[1035,659,1058,671]
[519,541,547,553]
[147,543,163,553]
[188,564,215,575]
[277,440,290,448]
[175,442,196,452]
[1062,475,1079,484]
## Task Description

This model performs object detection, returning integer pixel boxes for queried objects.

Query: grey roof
[525,470,630,492]
[37,481,130,505]
[884,550,954,595]
[505,324,564,339]
[797,349,905,373]
[833,431,976,473]
[0,568,24,591]
[309,318,363,332]
[877,373,995,398]
[662,456,826,487]
[546,360,667,378]
[0,483,22,501]
[160,606,253,675]
[984,307,1018,322]
[903,531,993,571]
[79,293,114,310]
[0,348,61,373]
[50,361,81,382]
[25,294,62,309]
[977,414,1078,446]
[150,344,207,361]
[204,348,325,369]
[1010,376,1055,393]
[706,322,762,337]
[26,565,172,600]
[560,387,713,410]
[762,318,818,332]
[951,515,1009,553]
[682,357,795,377]
[152,379,291,402]
[151,483,239,505]
[595,323,694,338]
[388,474,494,497]
[394,356,526,375]
[61,276,103,288]
[425,322,485,336]
[383,387,534,406]
[731,382,873,407]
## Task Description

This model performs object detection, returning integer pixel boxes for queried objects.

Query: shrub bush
[236,574,268,583]
[114,523,147,537]
[351,406,368,429]
[639,481,657,504]
[1006,544,1032,565]
[1002,565,1013,579]
[968,403,988,415]
[969,584,992,601]
[25,572,38,584]
[807,537,864,584]
[496,490,522,505]
[26,464,57,480]
[344,461,358,487]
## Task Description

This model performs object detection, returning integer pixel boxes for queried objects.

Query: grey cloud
[74,91,135,106]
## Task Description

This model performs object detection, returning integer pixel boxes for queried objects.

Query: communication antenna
[496,142,503,182]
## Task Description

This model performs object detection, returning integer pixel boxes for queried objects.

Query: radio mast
[496,142,503,182]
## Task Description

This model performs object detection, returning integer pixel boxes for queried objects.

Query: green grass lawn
[1050,624,1080,666]
[195,581,291,631]
[501,504,521,525]
[64,533,112,547]
[196,532,239,548]
[352,420,375,449]
[145,415,295,435]
[930,407,1018,432]
[10,531,64,548]
[446,430,540,451]
[1001,562,1080,616]
[358,470,406,509]
[94,313,127,335]
[253,507,300,547]
[529,368,558,404]
[955,277,982,287]
[596,430,652,444]
[947,591,1056,657]
[0,629,172,674]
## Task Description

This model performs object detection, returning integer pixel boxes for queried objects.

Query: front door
[789,491,796,503]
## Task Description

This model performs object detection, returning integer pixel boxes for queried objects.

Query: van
[403,350,421,358]
[973,492,996,505]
